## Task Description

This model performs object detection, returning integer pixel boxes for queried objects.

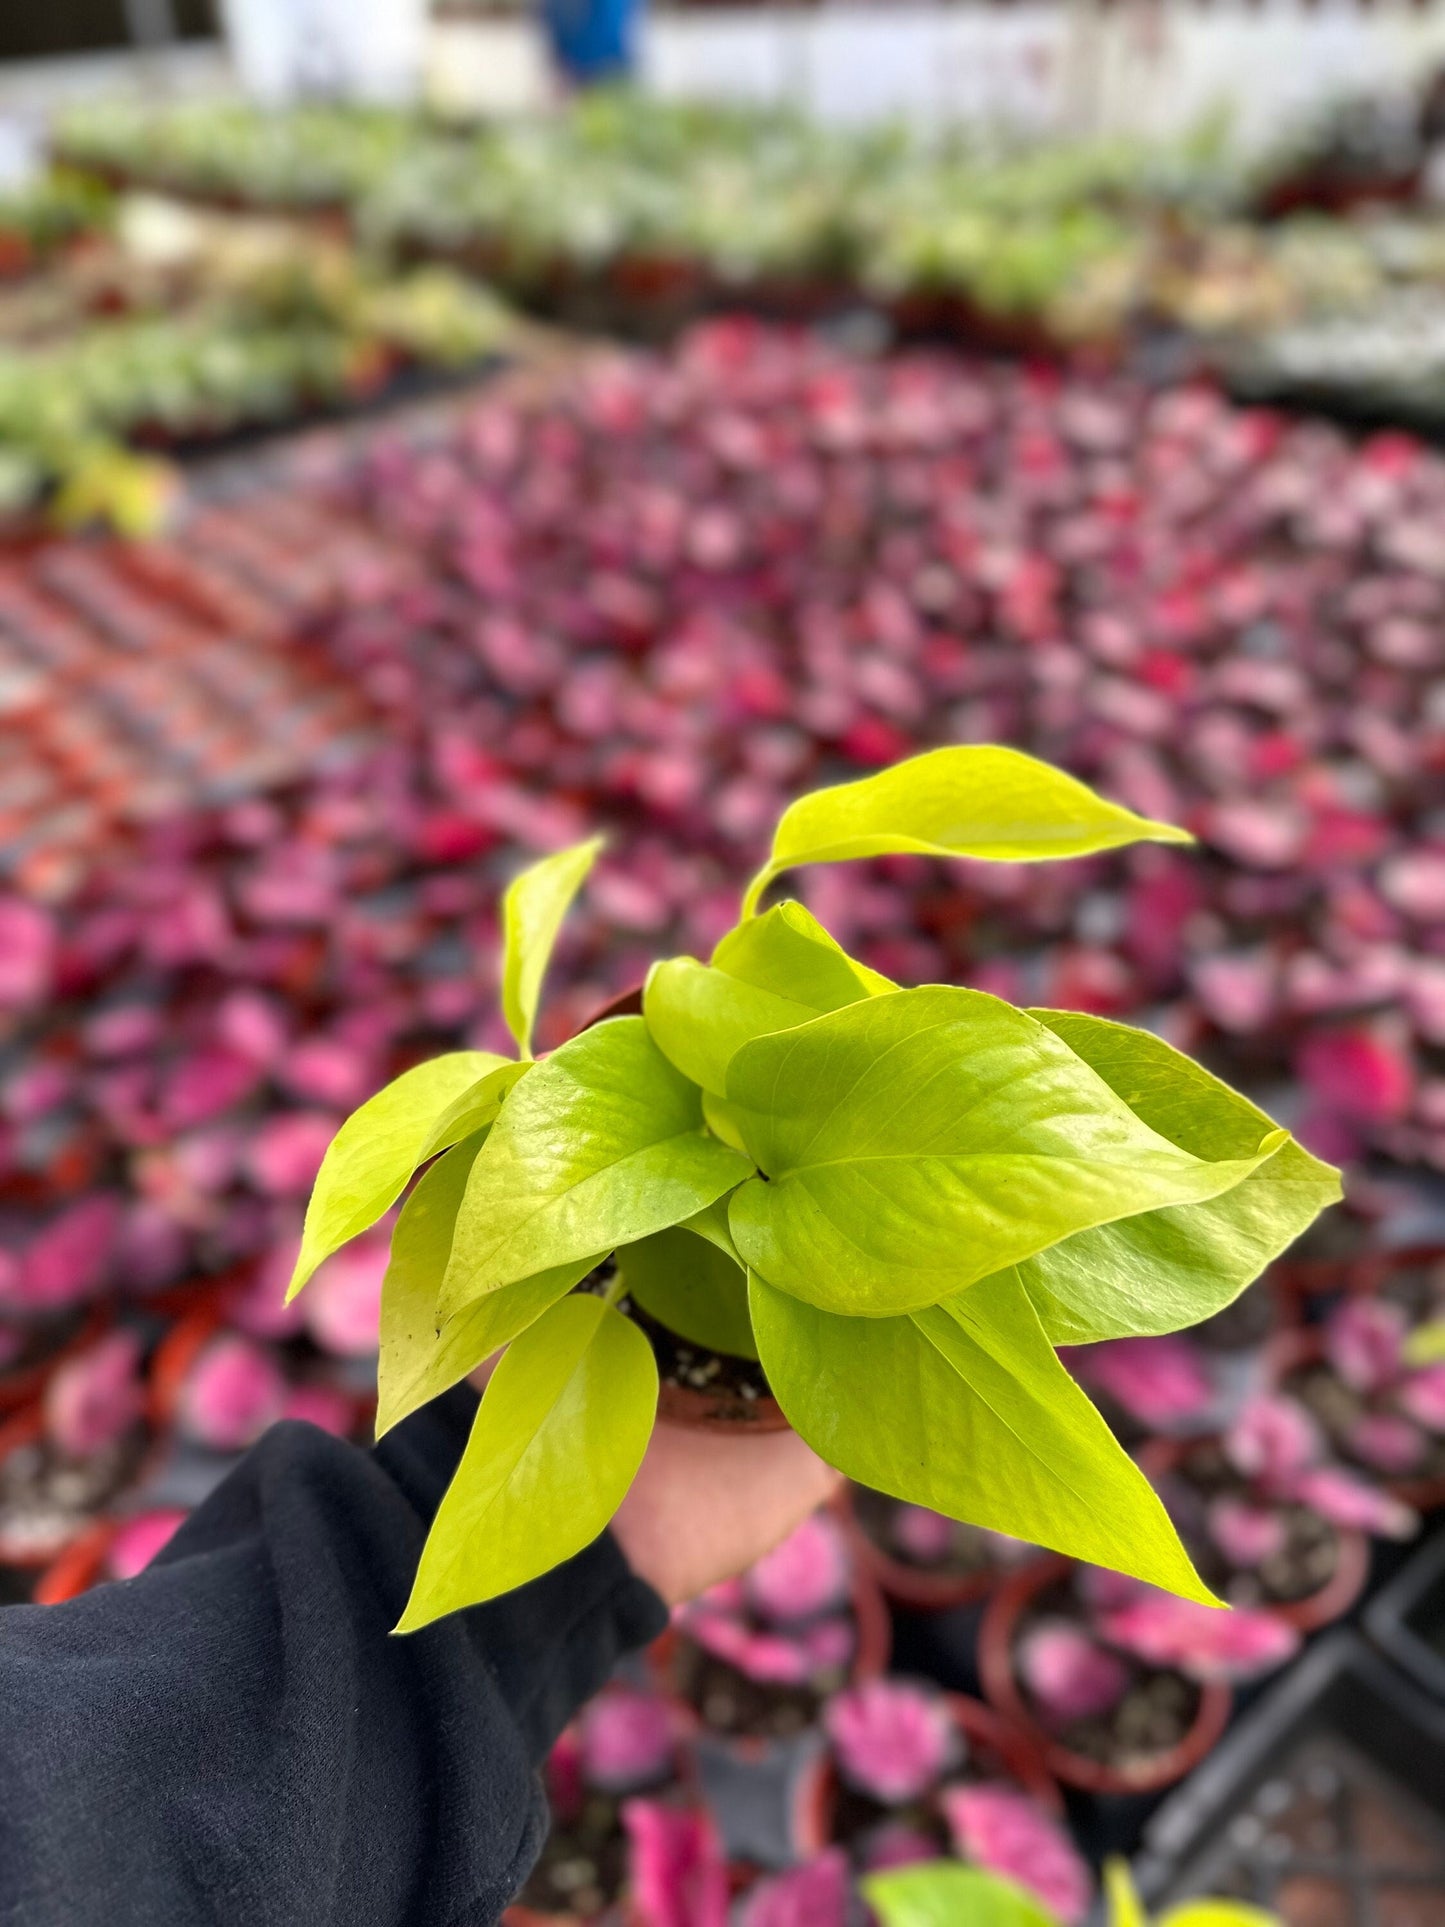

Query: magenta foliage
[281,1383,356,1436]
[1400,1363,1445,1432]
[1225,1393,1323,1482]
[1346,1411,1427,1475]
[44,1329,145,1459]
[243,1111,341,1198]
[621,1800,729,1927]
[822,1680,956,1805]
[1069,1335,1215,1429]
[12,1194,124,1312]
[858,1825,940,1873]
[0,897,55,1012]
[578,1687,676,1793]
[545,1727,585,1828]
[889,1505,955,1565]
[941,1783,1093,1927]
[178,1334,286,1451]
[1283,1467,1418,1540]
[1207,1496,1288,1569]
[745,1512,850,1623]
[1098,1591,1299,1683]
[740,1851,851,1927]
[1017,1617,1129,1726]
[107,1507,187,1581]
[1297,1025,1414,1124]
[683,1600,853,1687]
[1326,1298,1406,1395]
[301,1229,390,1358]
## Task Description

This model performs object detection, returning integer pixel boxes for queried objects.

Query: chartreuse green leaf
[1011,1012,1341,1344]
[501,836,604,1056]
[741,745,1192,915]
[678,1195,743,1265]
[376,1131,600,1438]
[726,988,1284,1318]
[417,1060,531,1165]
[865,1860,1059,1927]
[440,1017,753,1320]
[1406,1320,1445,1366]
[645,901,893,1097]
[287,1051,508,1301]
[749,1267,1215,1602]
[618,1226,758,1360]
[1104,1858,1280,1927]
[396,1293,657,1630]
[1106,1861,1149,1927]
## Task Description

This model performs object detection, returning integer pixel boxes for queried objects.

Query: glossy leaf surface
[742,745,1191,914]
[727,988,1282,1317]
[865,1863,1058,1927]
[501,836,604,1056]
[397,1293,656,1628]
[417,1060,530,1165]
[1015,1012,1341,1343]
[618,1225,757,1360]
[287,1051,506,1301]
[441,1017,752,1318]
[750,1268,1214,1601]
[377,1131,598,1437]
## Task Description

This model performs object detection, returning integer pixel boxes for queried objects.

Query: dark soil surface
[1016,1583,1202,1770]
[671,1639,826,1740]
[1287,1363,1445,1489]
[1162,1442,1341,1607]
[0,1426,146,1565]
[578,1264,773,1413]
[852,1485,1004,1580]
[515,1790,631,1920]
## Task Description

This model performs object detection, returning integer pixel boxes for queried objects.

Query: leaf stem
[602,1268,627,1309]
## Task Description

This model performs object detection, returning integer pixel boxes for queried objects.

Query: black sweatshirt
[0,1387,668,1927]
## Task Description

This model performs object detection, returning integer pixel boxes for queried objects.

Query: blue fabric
[540,0,642,82]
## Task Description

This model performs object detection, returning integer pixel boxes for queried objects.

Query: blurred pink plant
[621,1801,728,1927]
[177,1334,285,1451]
[1400,1363,1445,1432]
[1283,1466,1417,1540]
[281,1383,356,1436]
[107,1507,187,1580]
[1326,1299,1406,1394]
[941,1783,1093,1926]
[302,1230,389,1357]
[1297,1025,1414,1124]
[1207,1497,1287,1569]
[1067,1336,1214,1429]
[578,1688,676,1792]
[889,1505,955,1565]
[1017,1617,1130,1727]
[739,1851,850,1927]
[244,1112,340,1198]
[44,1330,145,1459]
[15,1194,124,1311]
[1225,1393,1323,1482]
[1098,1591,1299,1683]
[0,897,55,1011]
[823,1680,955,1805]
[858,1824,940,1873]
[745,1512,850,1623]
[1346,1411,1427,1475]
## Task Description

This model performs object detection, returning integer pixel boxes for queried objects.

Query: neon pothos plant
[285,747,1340,1631]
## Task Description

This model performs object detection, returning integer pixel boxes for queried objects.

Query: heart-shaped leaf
[396,1293,657,1628]
[727,988,1282,1318]
[750,1268,1213,1602]
[618,1226,758,1360]
[866,1865,1059,1927]
[501,836,604,1056]
[376,1132,599,1437]
[287,1051,508,1301]
[742,745,1191,914]
[646,901,891,1097]
[1014,1011,1342,1343]
[440,1017,753,1319]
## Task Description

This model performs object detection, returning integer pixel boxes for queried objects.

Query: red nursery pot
[147,1296,230,1434]
[1138,1436,1371,1636]
[836,1485,1040,1613]
[791,1690,1064,1859]
[1266,1324,1445,1515]
[979,1556,1232,1797]
[32,1518,117,1605]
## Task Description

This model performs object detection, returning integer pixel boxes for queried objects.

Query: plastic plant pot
[1140,1435,1372,1636]
[979,1556,1233,1796]
[791,1688,1065,1859]
[1134,1632,1445,1915]
[0,1397,155,1571]
[32,1517,117,1604]
[1364,1528,1445,1703]
[1267,1324,1445,1515]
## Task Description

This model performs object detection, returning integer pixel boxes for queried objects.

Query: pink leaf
[859,1825,941,1873]
[578,1688,676,1792]
[740,1851,851,1927]
[1325,1298,1406,1395]
[1225,1393,1324,1482]
[18,1194,124,1310]
[822,1680,955,1805]
[302,1230,389,1357]
[244,1112,340,1198]
[1285,1466,1418,1540]
[281,1384,356,1436]
[44,1330,145,1459]
[1069,1336,1215,1429]
[941,1783,1094,1927]
[177,1334,286,1451]
[107,1507,188,1581]
[1297,1026,1414,1123]
[1099,1591,1299,1682]
[1207,1497,1287,1569]
[745,1512,850,1624]
[889,1505,956,1565]
[1017,1617,1130,1726]
[1346,1411,1427,1474]
[1400,1363,1445,1433]
[621,1801,729,1927]
[0,897,55,1011]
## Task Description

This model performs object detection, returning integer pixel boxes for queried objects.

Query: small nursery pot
[1139,1435,1371,1636]
[1266,1324,1445,1516]
[0,1300,114,1417]
[147,1297,229,1434]
[836,1484,1029,1613]
[32,1518,117,1605]
[0,1399,157,1571]
[978,1556,1232,1796]
[791,1689,1065,1858]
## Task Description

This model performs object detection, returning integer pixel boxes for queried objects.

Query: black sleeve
[0,1386,668,1927]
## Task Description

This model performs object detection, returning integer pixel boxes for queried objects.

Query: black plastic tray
[1365,1528,1445,1704]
